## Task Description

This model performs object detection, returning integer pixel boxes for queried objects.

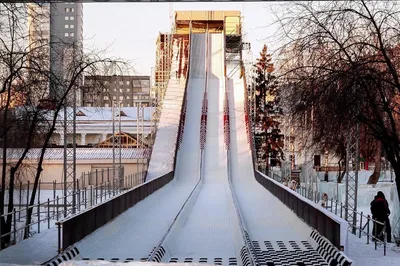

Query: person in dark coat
[370,191,392,242]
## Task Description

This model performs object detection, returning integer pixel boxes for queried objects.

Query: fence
[267,167,389,255]
[254,171,342,249]
[296,184,389,256]
[3,167,125,210]
[58,171,174,252]
[0,169,145,251]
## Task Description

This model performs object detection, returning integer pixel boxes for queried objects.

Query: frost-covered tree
[254,45,284,171]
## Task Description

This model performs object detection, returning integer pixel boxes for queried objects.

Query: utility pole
[118,101,122,183]
[112,100,115,181]
[63,44,77,216]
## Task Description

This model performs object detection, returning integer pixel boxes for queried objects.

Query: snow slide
[227,65,323,265]
[146,38,187,181]
[73,34,206,261]
[160,33,245,266]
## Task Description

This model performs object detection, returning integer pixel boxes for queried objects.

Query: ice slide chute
[73,34,205,260]
[66,31,332,266]
[147,32,207,262]
[149,33,253,266]
[146,38,187,181]
[226,63,335,265]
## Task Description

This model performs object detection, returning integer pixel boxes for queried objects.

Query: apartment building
[82,75,152,107]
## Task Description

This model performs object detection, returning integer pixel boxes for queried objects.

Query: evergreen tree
[254,45,284,171]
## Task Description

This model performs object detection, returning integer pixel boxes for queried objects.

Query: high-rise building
[82,75,152,107]
[49,2,83,103]
[27,3,51,105]
[28,2,83,102]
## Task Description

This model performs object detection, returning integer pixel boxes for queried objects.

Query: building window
[119,89,123,93]
[65,16,69,20]
[126,81,130,85]
[119,81,124,85]
[113,96,116,100]
[127,104,130,107]
[65,8,69,12]
[70,32,74,37]
[127,88,130,92]
[105,103,109,107]
[70,24,74,29]
[70,16,74,20]
[104,96,109,100]
[126,96,130,99]
[71,8,75,12]
[64,32,69,37]
[119,96,123,100]
[65,25,69,28]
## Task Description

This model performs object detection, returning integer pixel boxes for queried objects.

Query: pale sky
[83,2,281,75]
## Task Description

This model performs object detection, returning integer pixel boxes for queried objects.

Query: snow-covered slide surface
[146,39,187,181]
[226,66,328,265]
[162,33,244,266]
[73,35,206,261]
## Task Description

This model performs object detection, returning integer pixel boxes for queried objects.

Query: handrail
[294,183,389,255]
[0,170,145,250]
[147,29,205,263]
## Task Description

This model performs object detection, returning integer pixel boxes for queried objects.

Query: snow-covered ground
[347,232,400,265]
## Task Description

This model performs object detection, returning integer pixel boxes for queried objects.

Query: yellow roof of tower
[175,11,241,21]
[174,11,241,35]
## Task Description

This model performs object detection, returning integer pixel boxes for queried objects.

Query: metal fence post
[84,187,87,209]
[47,198,50,229]
[26,181,30,216]
[374,220,377,250]
[57,222,62,254]
[384,221,387,256]
[18,182,22,222]
[13,208,16,244]
[77,189,81,212]
[95,169,98,204]
[76,179,80,210]
[359,212,363,238]
[56,196,59,221]
[37,200,40,234]
[367,215,370,244]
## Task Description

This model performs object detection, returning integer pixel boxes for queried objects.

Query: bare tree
[0,3,126,248]
[274,0,400,200]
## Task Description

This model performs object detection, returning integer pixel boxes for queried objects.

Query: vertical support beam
[345,123,359,234]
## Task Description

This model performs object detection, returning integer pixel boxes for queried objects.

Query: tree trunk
[393,164,400,203]
[368,143,382,184]
[337,156,346,183]
[2,167,16,248]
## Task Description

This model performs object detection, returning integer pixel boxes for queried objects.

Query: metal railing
[0,170,145,250]
[295,183,389,256]
[58,171,173,252]
[262,168,390,255]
